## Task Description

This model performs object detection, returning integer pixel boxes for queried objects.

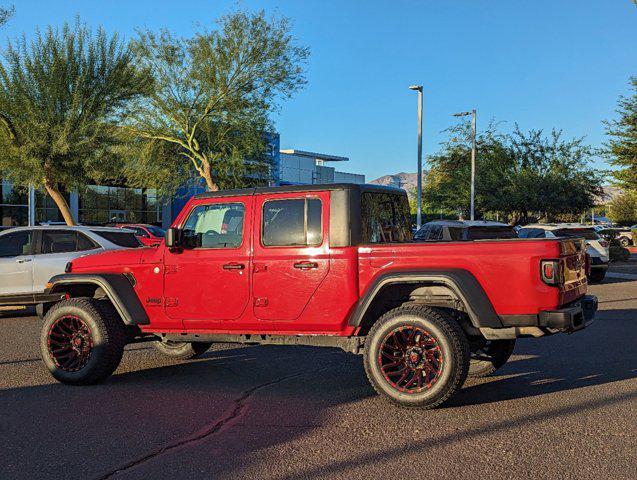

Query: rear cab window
[553,228,600,241]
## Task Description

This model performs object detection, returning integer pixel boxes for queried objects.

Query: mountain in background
[369,172,426,198]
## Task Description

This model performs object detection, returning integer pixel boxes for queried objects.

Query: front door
[252,192,330,322]
[163,197,252,328]
[0,230,35,296]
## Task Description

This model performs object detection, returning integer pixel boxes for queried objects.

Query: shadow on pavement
[1,305,635,480]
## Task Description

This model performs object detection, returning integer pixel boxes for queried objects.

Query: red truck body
[66,186,587,336]
[40,184,596,408]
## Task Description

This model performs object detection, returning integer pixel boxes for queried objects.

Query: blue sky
[2,0,636,181]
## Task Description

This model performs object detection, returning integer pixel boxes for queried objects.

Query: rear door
[251,192,330,322]
[0,230,35,296]
[32,230,101,292]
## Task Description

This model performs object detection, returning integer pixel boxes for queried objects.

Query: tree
[605,77,637,189]
[608,191,637,225]
[0,20,150,225]
[0,5,13,28]
[125,10,309,193]
[423,123,604,223]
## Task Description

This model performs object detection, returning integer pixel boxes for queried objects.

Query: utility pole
[409,85,423,228]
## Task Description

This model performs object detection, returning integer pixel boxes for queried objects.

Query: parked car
[114,223,165,246]
[595,227,632,247]
[0,226,142,310]
[414,220,517,241]
[36,184,596,409]
[518,224,609,282]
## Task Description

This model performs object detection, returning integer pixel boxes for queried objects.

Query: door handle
[16,258,32,263]
[294,261,318,270]
[223,263,245,270]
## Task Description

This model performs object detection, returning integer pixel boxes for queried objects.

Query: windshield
[146,226,165,237]
[553,228,600,240]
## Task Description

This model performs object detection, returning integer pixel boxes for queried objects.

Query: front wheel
[40,298,126,385]
[152,341,212,360]
[468,338,516,377]
[364,305,470,409]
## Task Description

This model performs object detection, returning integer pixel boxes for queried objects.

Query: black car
[414,220,518,242]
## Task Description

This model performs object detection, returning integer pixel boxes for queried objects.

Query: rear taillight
[541,260,561,286]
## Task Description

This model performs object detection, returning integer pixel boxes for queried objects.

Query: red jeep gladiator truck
[39,184,597,409]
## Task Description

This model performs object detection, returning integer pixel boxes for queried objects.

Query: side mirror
[165,227,181,248]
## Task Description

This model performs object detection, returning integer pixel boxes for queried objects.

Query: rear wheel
[152,340,212,360]
[40,298,126,385]
[468,338,516,377]
[619,236,631,247]
[364,305,470,409]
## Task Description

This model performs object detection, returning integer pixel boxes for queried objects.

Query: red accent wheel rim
[377,326,443,393]
[47,315,93,372]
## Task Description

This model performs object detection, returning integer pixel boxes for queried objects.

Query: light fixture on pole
[452,109,477,221]
[409,85,423,229]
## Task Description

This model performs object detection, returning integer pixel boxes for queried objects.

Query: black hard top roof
[194,183,405,199]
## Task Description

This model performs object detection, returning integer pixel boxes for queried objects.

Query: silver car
[0,226,141,309]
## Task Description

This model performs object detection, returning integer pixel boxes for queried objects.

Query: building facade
[1,136,366,228]
[278,149,365,185]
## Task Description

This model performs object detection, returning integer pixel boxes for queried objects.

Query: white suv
[518,224,610,282]
[0,226,141,310]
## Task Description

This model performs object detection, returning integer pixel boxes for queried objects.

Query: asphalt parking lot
[1,264,636,480]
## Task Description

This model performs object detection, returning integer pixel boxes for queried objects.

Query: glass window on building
[1,178,29,227]
[78,185,162,225]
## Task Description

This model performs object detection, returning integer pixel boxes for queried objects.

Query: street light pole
[452,109,477,221]
[409,85,423,229]
[470,109,476,221]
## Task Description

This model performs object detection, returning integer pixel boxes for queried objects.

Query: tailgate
[559,238,588,305]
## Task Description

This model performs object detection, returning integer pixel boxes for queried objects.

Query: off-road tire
[40,298,126,385]
[364,305,470,409]
[152,341,212,360]
[468,338,516,377]
[588,268,606,283]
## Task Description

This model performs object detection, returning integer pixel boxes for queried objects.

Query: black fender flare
[44,273,150,325]
[348,269,503,329]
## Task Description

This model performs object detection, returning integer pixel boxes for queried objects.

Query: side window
[262,198,322,247]
[361,192,412,243]
[447,227,463,241]
[77,233,99,251]
[182,203,245,249]
[0,231,33,257]
[41,231,78,254]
